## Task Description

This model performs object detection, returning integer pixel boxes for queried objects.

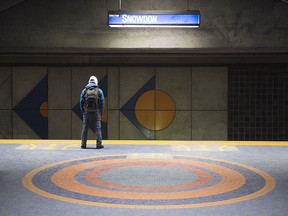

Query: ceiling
[0,0,28,14]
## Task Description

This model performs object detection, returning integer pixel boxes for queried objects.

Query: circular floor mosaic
[22,154,276,209]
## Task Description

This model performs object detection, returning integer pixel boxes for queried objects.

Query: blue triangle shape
[14,75,48,138]
[121,76,156,139]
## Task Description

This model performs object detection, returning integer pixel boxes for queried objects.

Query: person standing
[80,76,104,149]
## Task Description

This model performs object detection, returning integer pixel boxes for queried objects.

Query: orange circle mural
[39,101,48,118]
[135,90,176,130]
[101,98,108,123]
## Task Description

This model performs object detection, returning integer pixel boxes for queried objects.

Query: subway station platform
[1,140,288,216]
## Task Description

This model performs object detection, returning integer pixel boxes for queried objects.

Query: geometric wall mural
[72,75,108,139]
[99,75,108,140]
[14,75,48,138]
[121,76,176,139]
[0,66,229,140]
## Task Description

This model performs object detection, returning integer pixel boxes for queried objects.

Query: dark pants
[81,111,102,145]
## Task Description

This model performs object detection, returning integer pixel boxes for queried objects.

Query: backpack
[84,87,99,112]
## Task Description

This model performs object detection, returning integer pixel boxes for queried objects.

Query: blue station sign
[108,11,200,28]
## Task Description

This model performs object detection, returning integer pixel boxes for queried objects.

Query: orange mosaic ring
[83,162,212,191]
[22,155,276,209]
[51,158,245,200]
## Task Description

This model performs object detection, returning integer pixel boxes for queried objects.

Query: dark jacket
[80,82,104,114]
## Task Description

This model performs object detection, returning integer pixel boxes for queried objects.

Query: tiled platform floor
[1,140,288,216]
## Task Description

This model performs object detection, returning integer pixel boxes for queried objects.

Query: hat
[88,76,98,85]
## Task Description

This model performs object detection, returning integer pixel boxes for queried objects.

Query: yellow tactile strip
[2,139,288,146]
[22,154,276,209]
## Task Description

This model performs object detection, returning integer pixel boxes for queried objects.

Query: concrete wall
[0,0,287,51]
[0,66,227,140]
[0,0,286,140]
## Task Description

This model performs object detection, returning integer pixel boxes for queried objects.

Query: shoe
[81,144,86,149]
[96,143,104,149]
